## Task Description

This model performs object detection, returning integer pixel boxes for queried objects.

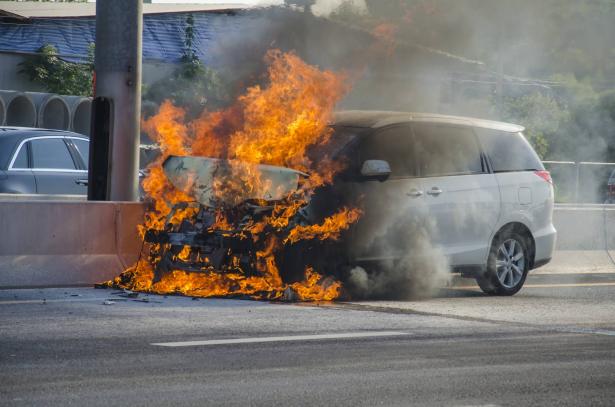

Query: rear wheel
[477,231,529,296]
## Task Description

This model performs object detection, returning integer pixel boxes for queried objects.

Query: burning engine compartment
[105,50,362,301]
[145,155,312,283]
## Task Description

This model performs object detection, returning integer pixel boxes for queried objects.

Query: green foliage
[143,65,228,117]
[18,43,94,96]
[142,14,229,117]
[498,93,570,159]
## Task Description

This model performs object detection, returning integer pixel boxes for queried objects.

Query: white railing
[543,161,615,204]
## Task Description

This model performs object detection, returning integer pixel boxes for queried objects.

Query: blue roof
[0,11,253,65]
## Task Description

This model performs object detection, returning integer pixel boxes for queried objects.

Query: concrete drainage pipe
[26,92,71,130]
[63,96,92,136]
[0,90,36,127]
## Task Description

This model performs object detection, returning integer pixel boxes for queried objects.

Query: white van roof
[333,110,525,133]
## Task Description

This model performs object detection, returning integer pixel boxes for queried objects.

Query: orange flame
[285,207,363,245]
[109,50,360,301]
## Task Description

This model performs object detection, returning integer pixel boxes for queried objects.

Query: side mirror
[360,160,391,178]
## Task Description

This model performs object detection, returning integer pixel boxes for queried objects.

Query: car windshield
[307,125,361,162]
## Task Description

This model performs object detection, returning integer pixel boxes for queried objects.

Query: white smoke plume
[345,207,451,300]
[311,0,367,17]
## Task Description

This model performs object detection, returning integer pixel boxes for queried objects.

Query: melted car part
[163,155,306,207]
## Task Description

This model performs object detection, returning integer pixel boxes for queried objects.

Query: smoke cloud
[336,178,452,300]
[142,1,614,300]
[311,0,367,17]
[346,231,451,300]
[347,214,451,300]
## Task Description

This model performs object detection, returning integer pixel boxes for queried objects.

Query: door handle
[407,189,423,197]
[75,179,88,186]
[426,187,443,196]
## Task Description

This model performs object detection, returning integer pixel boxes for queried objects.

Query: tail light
[534,170,553,184]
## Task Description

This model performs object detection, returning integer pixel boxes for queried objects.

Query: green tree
[142,13,229,117]
[497,92,570,159]
[18,43,94,96]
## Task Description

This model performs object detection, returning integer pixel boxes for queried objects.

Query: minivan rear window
[477,129,544,172]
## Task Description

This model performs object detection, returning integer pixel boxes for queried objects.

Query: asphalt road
[2,271,615,406]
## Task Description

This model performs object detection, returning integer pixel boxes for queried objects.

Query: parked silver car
[307,111,557,295]
[0,127,89,195]
[0,127,153,197]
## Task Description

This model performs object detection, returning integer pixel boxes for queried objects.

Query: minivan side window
[360,126,416,177]
[31,138,77,170]
[413,124,484,177]
[476,129,544,172]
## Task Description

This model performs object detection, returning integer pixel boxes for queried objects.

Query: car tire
[476,230,530,296]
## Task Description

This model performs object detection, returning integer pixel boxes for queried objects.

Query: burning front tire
[476,231,529,296]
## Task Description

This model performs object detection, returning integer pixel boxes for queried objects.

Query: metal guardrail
[543,161,615,204]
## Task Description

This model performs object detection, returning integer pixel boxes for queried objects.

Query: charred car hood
[163,155,306,207]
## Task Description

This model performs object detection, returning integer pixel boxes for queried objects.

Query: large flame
[109,50,359,301]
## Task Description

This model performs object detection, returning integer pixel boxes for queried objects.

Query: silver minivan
[309,111,557,296]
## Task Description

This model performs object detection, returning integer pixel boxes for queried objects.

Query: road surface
[1,270,615,406]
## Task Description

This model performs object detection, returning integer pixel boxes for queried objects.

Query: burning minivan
[124,110,556,299]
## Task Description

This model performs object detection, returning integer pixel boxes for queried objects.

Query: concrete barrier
[0,201,144,288]
[553,204,615,250]
[0,201,613,288]
[0,193,85,201]
[0,90,36,127]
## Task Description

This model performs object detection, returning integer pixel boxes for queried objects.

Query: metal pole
[93,0,142,201]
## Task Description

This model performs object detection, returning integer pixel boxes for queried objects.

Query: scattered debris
[103,300,115,305]
[281,287,299,302]
[132,297,163,304]
[117,291,139,298]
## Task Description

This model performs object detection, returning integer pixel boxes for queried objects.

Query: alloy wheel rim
[495,238,525,289]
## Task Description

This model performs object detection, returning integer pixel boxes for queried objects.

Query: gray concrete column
[93,0,143,201]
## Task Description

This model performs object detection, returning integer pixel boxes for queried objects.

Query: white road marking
[563,328,615,337]
[152,331,409,347]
